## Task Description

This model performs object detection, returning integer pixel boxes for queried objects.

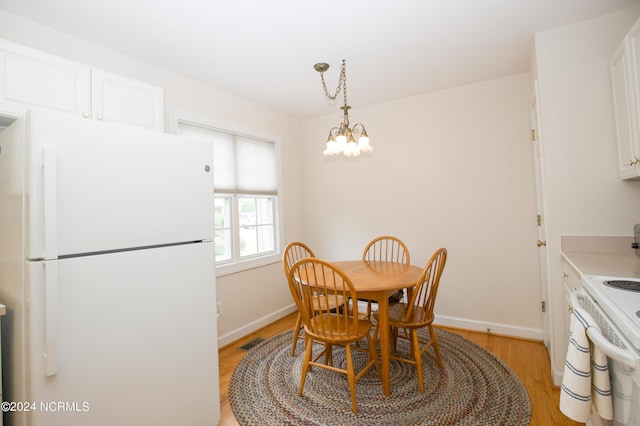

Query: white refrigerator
[0,110,220,425]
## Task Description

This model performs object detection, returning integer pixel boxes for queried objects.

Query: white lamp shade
[344,141,360,157]
[323,140,338,156]
[358,136,373,152]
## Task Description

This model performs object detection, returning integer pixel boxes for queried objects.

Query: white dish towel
[559,307,613,422]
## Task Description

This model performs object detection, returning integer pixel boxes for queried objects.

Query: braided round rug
[229,327,531,425]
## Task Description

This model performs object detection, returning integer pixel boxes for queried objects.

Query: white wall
[5,6,639,358]
[302,73,543,338]
[0,10,306,345]
[534,6,640,382]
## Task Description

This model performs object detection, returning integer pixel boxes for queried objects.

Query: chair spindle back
[362,236,410,265]
[406,248,447,325]
[288,258,360,339]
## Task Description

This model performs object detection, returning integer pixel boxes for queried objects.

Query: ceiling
[1,0,639,119]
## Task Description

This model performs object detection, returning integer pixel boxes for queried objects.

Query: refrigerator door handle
[44,261,60,376]
[43,145,58,260]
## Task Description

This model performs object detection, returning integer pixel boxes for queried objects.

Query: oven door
[570,290,640,426]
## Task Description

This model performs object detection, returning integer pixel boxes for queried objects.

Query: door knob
[537,240,547,247]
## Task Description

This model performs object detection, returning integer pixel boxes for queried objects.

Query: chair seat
[307,312,373,343]
[312,295,344,312]
[382,303,433,328]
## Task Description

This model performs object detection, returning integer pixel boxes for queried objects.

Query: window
[177,118,280,275]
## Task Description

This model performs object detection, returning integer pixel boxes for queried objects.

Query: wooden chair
[373,247,447,393]
[360,236,411,318]
[283,242,344,356]
[287,258,380,414]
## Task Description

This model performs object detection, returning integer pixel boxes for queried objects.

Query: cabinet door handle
[97,114,103,120]
[537,240,547,247]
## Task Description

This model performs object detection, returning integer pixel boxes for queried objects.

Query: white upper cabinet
[91,68,164,131]
[0,40,91,119]
[611,18,640,179]
[0,39,164,132]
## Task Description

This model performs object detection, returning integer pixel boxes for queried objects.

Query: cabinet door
[0,40,91,119]
[611,37,639,179]
[91,68,164,132]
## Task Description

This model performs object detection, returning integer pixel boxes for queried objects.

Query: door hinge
[541,301,546,313]
[531,129,537,142]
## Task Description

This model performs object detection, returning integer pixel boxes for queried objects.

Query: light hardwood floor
[218,312,583,426]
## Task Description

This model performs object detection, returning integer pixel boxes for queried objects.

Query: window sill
[215,253,281,277]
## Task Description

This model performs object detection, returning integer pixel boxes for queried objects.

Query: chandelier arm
[352,123,366,134]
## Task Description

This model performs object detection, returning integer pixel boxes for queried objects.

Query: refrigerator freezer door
[13,242,219,426]
[20,109,214,260]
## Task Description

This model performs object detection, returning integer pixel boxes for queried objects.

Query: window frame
[170,111,283,277]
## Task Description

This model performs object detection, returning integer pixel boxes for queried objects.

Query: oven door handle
[569,289,636,369]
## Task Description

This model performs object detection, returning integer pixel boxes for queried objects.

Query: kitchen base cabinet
[561,259,582,366]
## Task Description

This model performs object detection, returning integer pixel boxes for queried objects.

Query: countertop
[561,236,640,278]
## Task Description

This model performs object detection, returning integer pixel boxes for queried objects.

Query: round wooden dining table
[332,260,423,396]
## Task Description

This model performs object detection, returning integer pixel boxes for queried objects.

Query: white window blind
[178,122,277,195]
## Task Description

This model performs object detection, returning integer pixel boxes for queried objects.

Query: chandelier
[314,60,373,157]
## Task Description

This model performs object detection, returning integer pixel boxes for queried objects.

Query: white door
[91,68,165,132]
[18,243,220,426]
[22,109,213,259]
[531,81,551,349]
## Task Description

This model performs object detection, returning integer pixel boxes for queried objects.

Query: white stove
[574,274,640,426]
[582,275,640,352]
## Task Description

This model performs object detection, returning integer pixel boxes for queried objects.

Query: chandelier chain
[314,59,372,156]
[320,60,347,103]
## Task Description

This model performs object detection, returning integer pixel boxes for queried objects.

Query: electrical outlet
[217,301,222,319]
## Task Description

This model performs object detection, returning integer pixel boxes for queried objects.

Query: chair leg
[324,342,334,366]
[429,325,444,368]
[372,319,379,348]
[298,335,313,397]
[391,327,398,355]
[291,312,303,357]
[411,329,425,393]
[366,332,380,374]
[344,344,358,414]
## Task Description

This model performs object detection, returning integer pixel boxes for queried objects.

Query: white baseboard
[218,305,545,348]
[433,314,544,341]
[217,304,298,348]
